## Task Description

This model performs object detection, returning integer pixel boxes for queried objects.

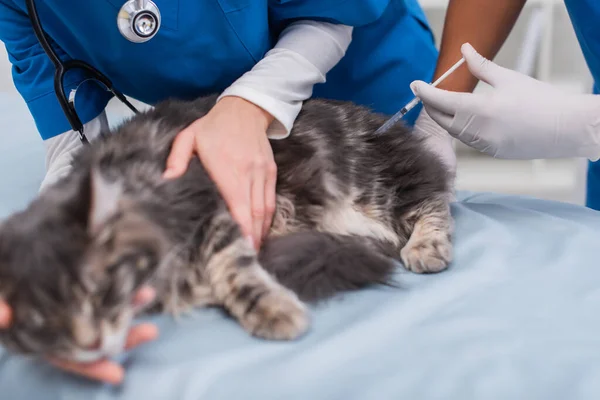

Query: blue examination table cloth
[1,93,600,399]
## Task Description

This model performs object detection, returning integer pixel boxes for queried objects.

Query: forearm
[434,0,526,92]
[219,21,353,138]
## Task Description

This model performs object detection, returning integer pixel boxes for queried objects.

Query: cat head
[0,168,169,362]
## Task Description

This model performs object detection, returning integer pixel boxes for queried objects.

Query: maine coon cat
[0,94,453,363]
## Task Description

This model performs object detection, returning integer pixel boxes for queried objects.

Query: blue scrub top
[0,0,437,140]
[563,0,600,210]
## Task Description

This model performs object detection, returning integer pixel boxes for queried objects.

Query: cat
[0,94,453,363]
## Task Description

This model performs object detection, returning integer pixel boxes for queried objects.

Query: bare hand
[163,96,277,249]
[0,287,158,385]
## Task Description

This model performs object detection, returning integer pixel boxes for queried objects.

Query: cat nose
[72,315,102,349]
[85,337,102,350]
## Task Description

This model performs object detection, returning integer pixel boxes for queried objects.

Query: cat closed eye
[136,255,151,271]
[107,253,151,272]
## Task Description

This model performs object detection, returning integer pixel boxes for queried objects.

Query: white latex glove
[411,43,600,161]
[412,109,457,202]
[412,107,456,176]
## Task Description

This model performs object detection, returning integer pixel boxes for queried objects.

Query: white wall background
[0,0,593,204]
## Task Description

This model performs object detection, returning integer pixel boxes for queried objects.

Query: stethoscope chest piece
[117,0,161,43]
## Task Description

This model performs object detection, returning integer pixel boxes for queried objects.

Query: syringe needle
[375,57,465,135]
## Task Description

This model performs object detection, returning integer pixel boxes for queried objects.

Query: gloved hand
[411,43,600,161]
[412,107,457,176]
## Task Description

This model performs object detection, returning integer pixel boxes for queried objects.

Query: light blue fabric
[0,94,45,216]
[2,93,600,399]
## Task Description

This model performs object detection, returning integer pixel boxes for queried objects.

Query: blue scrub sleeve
[0,1,112,140]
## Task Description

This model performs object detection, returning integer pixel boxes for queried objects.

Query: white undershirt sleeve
[41,21,352,189]
[40,111,109,191]
[218,21,353,139]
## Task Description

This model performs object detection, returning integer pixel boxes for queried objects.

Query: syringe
[374,57,466,134]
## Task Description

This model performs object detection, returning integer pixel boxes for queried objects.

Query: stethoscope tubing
[24,0,141,144]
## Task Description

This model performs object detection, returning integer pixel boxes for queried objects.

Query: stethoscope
[24,0,162,143]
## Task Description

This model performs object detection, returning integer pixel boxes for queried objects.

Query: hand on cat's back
[163,96,277,250]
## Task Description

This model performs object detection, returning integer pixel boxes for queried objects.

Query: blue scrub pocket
[215,0,271,62]
[216,0,252,13]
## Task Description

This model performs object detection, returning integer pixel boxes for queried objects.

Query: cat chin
[69,326,130,363]
[69,348,108,363]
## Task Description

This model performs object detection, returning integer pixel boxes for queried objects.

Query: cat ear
[88,168,122,235]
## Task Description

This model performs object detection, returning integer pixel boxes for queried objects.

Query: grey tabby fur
[0,94,453,363]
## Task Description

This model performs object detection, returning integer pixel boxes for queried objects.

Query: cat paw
[242,289,310,341]
[400,234,452,274]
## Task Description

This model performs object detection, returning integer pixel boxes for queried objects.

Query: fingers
[132,286,157,314]
[47,323,158,385]
[411,80,472,116]
[251,156,277,248]
[423,105,455,133]
[425,104,485,153]
[1,300,155,384]
[225,161,276,250]
[250,167,266,249]
[132,286,156,308]
[124,323,159,350]
[163,128,196,179]
[262,162,277,240]
[0,301,12,328]
[226,183,254,247]
[460,42,512,87]
[47,358,125,385]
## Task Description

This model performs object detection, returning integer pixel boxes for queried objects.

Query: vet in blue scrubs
[564,0,600,210]
[0,0,437,140]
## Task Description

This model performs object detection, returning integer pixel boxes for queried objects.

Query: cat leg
[162,280,219,316]
[202,214,309,340]
[399,195,453,274]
